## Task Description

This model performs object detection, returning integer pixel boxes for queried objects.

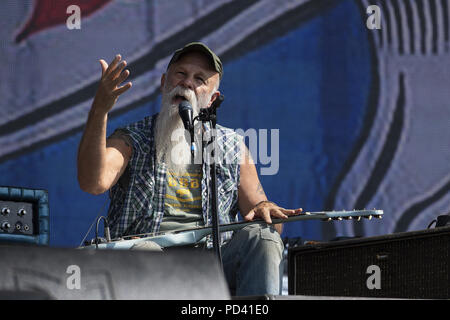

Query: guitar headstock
[320,209,383,222]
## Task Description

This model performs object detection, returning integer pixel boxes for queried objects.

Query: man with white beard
[77,42,303,296]
[154,75,211,173]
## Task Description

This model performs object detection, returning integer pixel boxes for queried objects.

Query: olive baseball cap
[167,42,223,79]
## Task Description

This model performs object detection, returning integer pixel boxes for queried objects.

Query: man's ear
[208,90,221,108]
[160,73,166,92]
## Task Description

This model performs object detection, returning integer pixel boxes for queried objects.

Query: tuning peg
[333,217,343,221]
[354,216,361,221]
[363,215,373,220]
[322,218,332,222]
[375,215,383,219]
[344,216,353,220]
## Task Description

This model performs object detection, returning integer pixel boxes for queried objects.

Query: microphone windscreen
[178,101,193,131]
[178,100,192,112]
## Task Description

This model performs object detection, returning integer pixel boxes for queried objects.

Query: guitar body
[84,230,205,250]
[80,210,383,250]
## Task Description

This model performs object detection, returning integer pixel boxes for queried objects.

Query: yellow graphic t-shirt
[159,164,203,231]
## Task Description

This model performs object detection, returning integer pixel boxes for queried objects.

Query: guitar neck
[166,209,383,245]
[205,209,383,235]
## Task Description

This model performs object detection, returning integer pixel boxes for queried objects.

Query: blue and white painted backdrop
[0,0,449,247]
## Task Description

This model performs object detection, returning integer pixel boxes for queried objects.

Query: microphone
[178,101,195,158]
[178,100,193,132]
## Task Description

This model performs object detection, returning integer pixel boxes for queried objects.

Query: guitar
[81,209,382,250]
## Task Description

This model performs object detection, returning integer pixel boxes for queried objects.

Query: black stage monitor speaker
[0,186,49,245]
[0,245,230,300]
[288,226,450,299]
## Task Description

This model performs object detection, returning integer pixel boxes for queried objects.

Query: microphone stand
[193,95,224,268]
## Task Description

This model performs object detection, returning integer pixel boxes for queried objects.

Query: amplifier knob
[1,208,10,216]
[18,208,27,217]
[1,222,11,230]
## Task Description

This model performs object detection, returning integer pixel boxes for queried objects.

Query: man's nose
[179,76,195,90]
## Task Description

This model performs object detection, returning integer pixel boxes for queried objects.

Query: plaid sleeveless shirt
[106,114,242,246]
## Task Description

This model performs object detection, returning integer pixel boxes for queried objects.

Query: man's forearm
[77,101,109,194]
[77,54,133,194]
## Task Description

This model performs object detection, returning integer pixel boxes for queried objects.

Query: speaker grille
[288,227,450,299]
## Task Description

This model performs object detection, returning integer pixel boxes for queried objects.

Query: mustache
[167,86,197,107]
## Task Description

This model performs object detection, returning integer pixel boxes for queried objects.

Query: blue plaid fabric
[107,114,242,246]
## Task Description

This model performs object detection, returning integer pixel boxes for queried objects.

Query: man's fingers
[112,81,132,96]
[112,68,130,87]
[99,59,108,76]
[109,60,128,81]
[244,210,255,221]
[260,207,272,224]
[247,203,306,224]
[280,208,296,215]
[280,208,303,215]
[270,208,288,220]
[105,54,122,77]
[294,208,308,215]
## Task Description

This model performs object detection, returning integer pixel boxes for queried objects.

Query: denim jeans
[221,224,284,296]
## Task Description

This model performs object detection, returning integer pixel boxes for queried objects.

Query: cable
[95,215,110,249]
[427,219,436,229]
[78,197,109,247]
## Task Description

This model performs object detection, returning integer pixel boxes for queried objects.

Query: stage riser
[0,245,229,300]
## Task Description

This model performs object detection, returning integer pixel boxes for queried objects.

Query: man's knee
[241,224,284,257]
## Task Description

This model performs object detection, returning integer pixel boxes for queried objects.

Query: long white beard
[154,85,211,173]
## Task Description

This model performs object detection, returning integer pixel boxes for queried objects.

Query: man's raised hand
[94,54,132,114]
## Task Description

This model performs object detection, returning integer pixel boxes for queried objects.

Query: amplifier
[288,226,450,299]
[0,186,49,245]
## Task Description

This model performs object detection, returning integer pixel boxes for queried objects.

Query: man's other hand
[244,201,303,224]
